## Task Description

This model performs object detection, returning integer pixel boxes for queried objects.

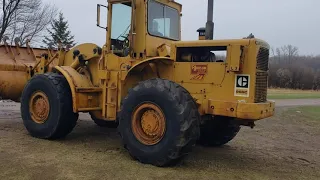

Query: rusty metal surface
[0,45,56,66]
[0,71,28,102]
[29,91,50,124]
[131,103,166,146]
[0,45,58,101]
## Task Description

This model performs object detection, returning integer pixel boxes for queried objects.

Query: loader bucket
[0,44,57,102]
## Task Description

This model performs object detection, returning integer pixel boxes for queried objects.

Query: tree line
[0,0,75,49]
[268,45,320,90]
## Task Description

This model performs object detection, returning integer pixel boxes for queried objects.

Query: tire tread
[118,78,200,167]
[21,73,78,140]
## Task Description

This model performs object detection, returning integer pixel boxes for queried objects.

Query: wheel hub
[29,91,50,124]
[141,110,162,137]
[132,103,166,145]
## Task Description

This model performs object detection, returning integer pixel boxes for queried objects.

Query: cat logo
[237,76,249,88]
[234,74,250,97]
[190,65,208,80]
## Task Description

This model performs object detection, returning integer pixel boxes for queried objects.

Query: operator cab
[97,0,182,58]
[97,2,132,57]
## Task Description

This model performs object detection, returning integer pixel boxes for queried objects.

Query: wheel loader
[0,0,275,167]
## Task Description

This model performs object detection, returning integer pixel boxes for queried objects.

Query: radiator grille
[255,47,270,103]
[256,47,269,71]
[255,71,268,103]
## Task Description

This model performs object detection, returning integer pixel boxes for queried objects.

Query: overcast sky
[44,0,320,56]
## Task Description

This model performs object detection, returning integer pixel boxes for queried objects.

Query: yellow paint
[228,45,241,72]
[0,0,275,124]
[157,44,171,57]
[0,44,58,101]
[54,66,99,113]
[236,100,275,120]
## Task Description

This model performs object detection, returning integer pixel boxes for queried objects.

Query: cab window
[147,0,180,40]
[110,3,132,56]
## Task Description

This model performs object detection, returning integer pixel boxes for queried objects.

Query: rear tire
[89,112,118,128]
[118,78,200,167]
[197,115,241,147]
[21,73,79,140]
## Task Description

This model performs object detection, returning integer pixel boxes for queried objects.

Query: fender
[121,57,175,108]
[124,57,174,80]
[54,66,96,112]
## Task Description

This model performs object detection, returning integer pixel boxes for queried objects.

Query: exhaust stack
[205,0,214,40]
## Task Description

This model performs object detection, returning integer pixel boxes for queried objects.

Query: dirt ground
[0,100,320,180]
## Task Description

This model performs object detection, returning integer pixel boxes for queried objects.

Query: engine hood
[171,38,270,49]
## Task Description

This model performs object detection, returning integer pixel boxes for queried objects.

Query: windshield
[111,3,132,40]
[147,0,180,40]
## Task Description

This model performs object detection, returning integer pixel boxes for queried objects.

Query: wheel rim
[29,91,50,124]
[132,103,166,145]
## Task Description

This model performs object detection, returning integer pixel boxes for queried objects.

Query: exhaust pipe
[205,0,214,40]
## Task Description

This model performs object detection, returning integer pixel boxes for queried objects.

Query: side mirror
[97,4,108,30]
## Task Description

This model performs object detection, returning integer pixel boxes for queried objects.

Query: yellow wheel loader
[0,0,275,167]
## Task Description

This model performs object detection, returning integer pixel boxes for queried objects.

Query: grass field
[268,88,320,99]
[288,106,320,122]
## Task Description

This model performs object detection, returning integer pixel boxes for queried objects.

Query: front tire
[118,78,200,167]
[21,73,79,140]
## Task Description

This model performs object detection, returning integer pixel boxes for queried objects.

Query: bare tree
[0,0,57,46]
[268,44,320,90]
[0,0,20,40]
[313,70,320,90]
[280,45,299,64]
[276,68,292,88]
[271,47,282,64]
